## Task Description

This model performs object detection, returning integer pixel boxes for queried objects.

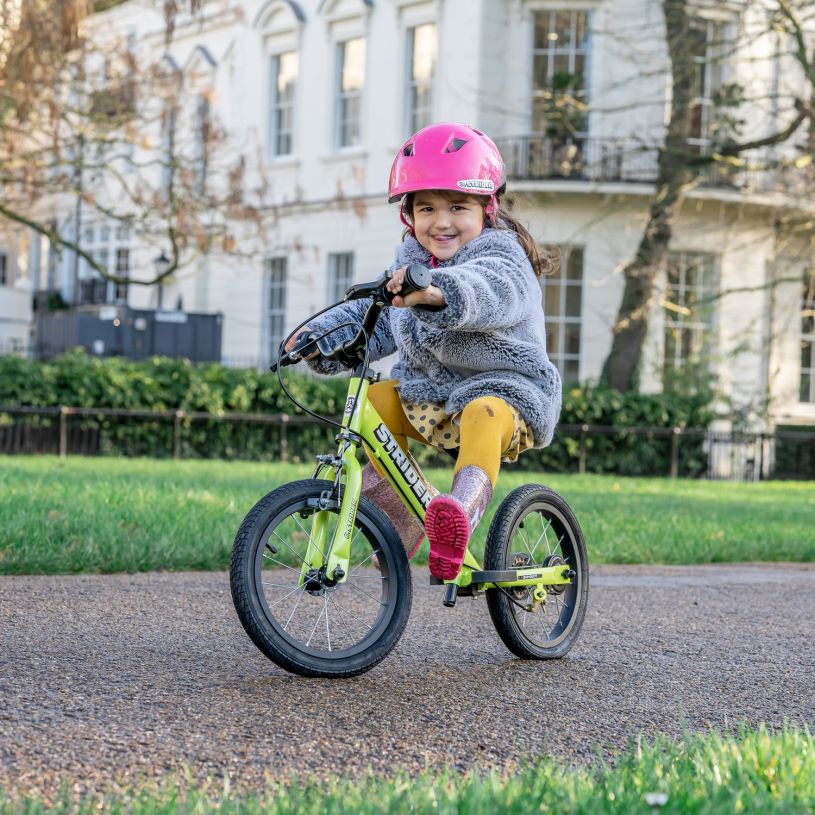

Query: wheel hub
[510,552,532,600]
[543,554,567,595]
[302,566,339,596]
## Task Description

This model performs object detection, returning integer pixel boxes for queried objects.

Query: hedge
[0,350,713,474]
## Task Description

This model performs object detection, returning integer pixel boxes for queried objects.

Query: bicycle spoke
[324,596,331,652]
[268,527,310,567]
[263,555,304,576]
[265,584,304,610]
[327,592,357,644]
[348,548,375,576]
[517,524,534,558]
[288,515,329,563]
[305,601,326,647]
[330,596,375,633]
[531,513,555,559]
[283,585,307,632]
[345,579,386,606]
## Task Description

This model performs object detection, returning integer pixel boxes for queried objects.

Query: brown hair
[401,190,558,277]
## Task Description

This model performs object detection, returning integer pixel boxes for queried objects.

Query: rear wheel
[230,479,412,677]
[485,484,588,659]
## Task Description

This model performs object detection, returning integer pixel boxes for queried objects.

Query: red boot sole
[425,496,470,580]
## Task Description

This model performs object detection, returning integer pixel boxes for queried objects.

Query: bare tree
[0,0,271,293]
[600,0,813,392]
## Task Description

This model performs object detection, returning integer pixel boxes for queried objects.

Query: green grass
[0,456,813,575]
[2,726,814,814]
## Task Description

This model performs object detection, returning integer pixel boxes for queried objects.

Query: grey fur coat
[306,228,562,447]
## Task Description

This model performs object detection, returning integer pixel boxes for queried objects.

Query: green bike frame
[305,372,573,598]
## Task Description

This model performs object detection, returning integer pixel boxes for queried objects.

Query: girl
[291,122,562,581]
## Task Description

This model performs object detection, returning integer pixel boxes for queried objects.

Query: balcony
[77,279,128,306]
[495,135,815,198]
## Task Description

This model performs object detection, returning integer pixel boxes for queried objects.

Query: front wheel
[230,479,412,677]
[485,484,588,659]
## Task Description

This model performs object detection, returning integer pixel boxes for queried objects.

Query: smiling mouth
[432,235,457,241]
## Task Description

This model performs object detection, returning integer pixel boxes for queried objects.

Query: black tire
[485,484,588,659]
[230,479,412,677]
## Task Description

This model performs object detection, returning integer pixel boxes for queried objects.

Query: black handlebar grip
[401,263,432,293]
[384,263,432,303]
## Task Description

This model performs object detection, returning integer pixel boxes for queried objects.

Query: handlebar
[272,263,432,372]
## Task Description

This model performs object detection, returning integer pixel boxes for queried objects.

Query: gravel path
[1,564,813,798]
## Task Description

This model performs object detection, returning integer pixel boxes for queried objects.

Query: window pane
[341,38,365,92]
[328,253,354,302]
[541,242,584,382]
[552,11,572,45]
[544,279,561,312]
[412,24,437,83]
[565,322,580,354]
[270,53,297,158]
[801,341,812,370]
[800,374,811,403]
[574,11,588,48]
[565,284,582,317]
[267,257,288,360]
[534,11,550,49]
[567,246,583,280]
[547,325,560,355]
[533,55,550,91]
[277,51,298,98]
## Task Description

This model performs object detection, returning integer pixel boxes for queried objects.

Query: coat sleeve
[304,299,398,375]
[411,235,537,332]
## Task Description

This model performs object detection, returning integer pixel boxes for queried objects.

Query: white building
[2,0,814,434]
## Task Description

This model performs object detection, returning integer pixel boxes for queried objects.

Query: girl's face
[411,191,485,261]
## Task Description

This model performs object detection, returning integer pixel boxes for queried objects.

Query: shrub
[0,352,714,473]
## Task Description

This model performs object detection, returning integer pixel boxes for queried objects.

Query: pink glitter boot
[362,463,429,563]
[425,466,493,580]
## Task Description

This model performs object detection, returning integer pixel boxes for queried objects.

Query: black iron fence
[1,405,813,481]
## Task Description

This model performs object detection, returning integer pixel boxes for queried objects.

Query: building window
[336,38,365,148]
[269,51,298,158]
[0,252,8,287]
[688,19,726,153]
[77,221,130,305]
[327,252,354,303]
[532,10,590,139]
[193,93,211,193]
[801,272,815,403]
[266,257,288,361]
[663,252,717,374]
[406,24,436,136]
[542,245,583,384]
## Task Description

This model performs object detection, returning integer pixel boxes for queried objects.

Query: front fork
[299,380,369,586]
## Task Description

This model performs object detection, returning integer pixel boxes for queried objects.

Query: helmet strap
[400,202,415,237]
[485,194,498,225]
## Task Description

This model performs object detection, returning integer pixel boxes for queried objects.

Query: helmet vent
[403,143,414,156]
[445,138,467,153]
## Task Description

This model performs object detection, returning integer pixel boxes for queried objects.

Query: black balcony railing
[495,135,815,196]
[76,279,128,306]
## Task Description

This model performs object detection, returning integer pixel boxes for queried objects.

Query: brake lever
[270,331,320,373]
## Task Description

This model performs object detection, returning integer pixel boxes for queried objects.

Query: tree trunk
[600,0,697,392]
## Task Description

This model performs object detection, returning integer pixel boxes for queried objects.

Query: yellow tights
[367,380,515,487]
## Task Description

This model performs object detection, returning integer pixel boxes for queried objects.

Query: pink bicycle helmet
[388,122,505,221]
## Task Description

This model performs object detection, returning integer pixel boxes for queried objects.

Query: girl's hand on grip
[386,266,446,309]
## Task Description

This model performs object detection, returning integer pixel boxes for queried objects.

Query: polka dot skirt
[399,396,535,463]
